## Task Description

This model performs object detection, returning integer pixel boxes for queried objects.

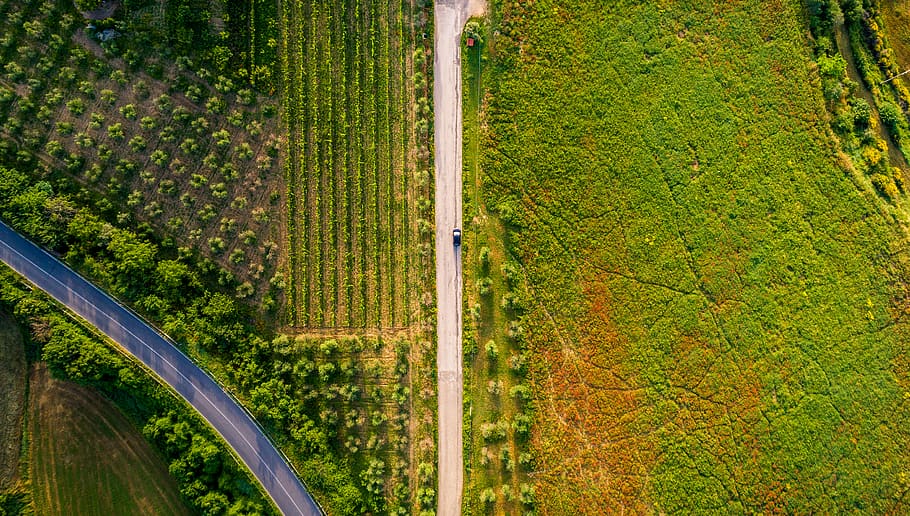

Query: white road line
[0,235,307,515]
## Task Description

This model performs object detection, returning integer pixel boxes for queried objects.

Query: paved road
[0,220,321,516]
[435,0,484,513]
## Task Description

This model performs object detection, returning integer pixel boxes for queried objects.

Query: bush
[480,488,496,505]
[880,102,904,138]
[485,340,498,360]
[208,237,225,254]
[120,104,137,120]
[108,123,124,140]
[478,276,493,296]
[871,173,900,200]
[67,98,86,115]
[128,135,147,152]
[852,98,872,129]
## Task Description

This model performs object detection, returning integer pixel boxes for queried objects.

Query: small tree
[107,123,124,140]
[100,88,116,104]
[128,135,147,152]
[208,237,225,254]
[485,340,498,361]
[66,98,85,115]
[120,104,137,120]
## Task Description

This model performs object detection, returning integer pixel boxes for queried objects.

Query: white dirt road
[434,0,484,514]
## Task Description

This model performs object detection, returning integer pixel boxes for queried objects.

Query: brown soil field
[0,310,25,490]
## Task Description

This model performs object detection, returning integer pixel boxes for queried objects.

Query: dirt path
[834,22,910,170]
[434,1,485,514]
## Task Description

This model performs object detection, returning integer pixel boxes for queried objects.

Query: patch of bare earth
[0,311,26,490]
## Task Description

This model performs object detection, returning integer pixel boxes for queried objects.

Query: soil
[0,311,26,491]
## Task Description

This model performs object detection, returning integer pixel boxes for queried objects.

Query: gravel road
[434,1,484,514]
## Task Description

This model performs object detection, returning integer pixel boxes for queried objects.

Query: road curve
[0,220,322,516]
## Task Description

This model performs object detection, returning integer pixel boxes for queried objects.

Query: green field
[478,0,910,512]
[29,364,190,516]
[279,0,434,328]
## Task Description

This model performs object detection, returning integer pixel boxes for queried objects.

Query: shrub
[155,94,172,112]
[487,380,502,396]
[871,173,900,200]
[880,102,904,137]
[206,97,227,114]
[89,112,105,129]
[480,488,496,505]
[66,98,85,115]
[56,122,74,135]
[513,413,532,440]
[140,116,157,130]
[120,104,137,120]
[510,384,531,401]
[519,483,535,507]
[213,129,231,147]
[108,123,124,140]
[101,89,116,104]
[74,132,94,148]
[229,248,245,264]
[236,142,254,160]
[219,218,237,234]
[479,246,491,267]
[478,276,493,296]
[485,340,498,360]
[208,237,225,254]
[128,135,147,152]
[852,98,872,129]
[151,150,168,166]
[236,282,254,298]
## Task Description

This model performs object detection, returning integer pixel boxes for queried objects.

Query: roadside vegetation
[827,0,910,168]
[478,0,910,512]
[0,265,268,514]
[460,20,536,515]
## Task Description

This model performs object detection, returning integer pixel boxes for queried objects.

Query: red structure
[467,37,475,47]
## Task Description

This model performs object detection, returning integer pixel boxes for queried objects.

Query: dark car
[453,228,461,246]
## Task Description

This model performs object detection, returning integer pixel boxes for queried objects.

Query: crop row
[281,0,422,329]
